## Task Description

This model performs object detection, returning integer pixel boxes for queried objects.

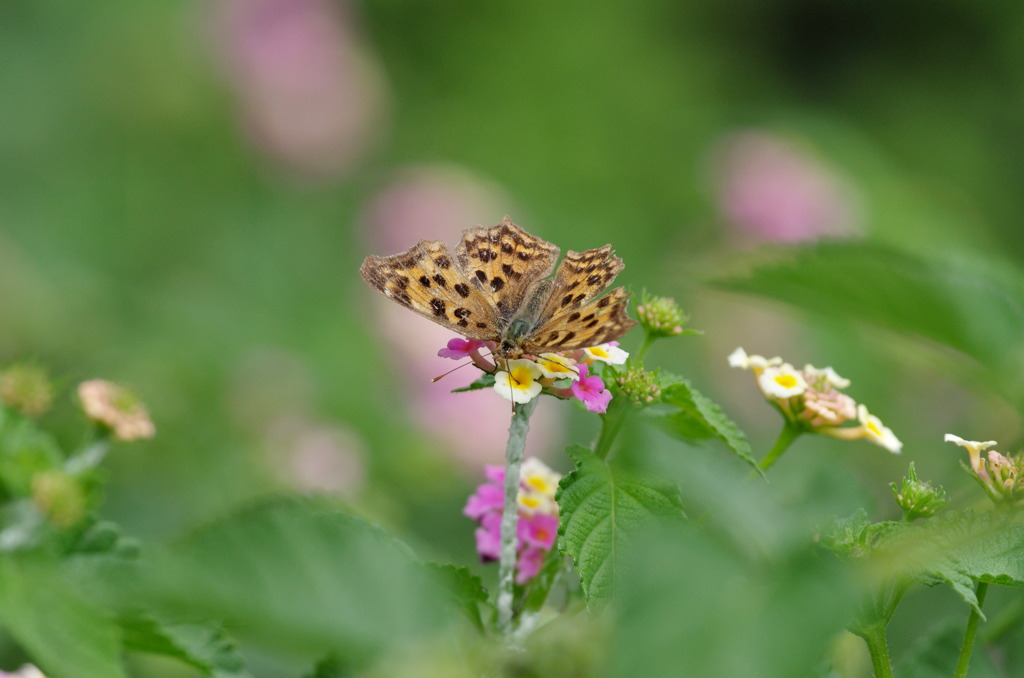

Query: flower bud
[0,364,53,417]
[616,367,662,405]
[890,462,947,520]
[636,291,690,338]
[32,470,87,529]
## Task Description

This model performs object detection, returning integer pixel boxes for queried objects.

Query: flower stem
[954,581,989,678]
[758,422,801,472]
[593,395,630,461]
[861,624,894,678]
[635,333,657,364]
[497,398,538,641]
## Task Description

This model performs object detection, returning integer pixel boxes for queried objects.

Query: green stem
[593,395,630,461]
[954,581,989,678]
[634,333,657,364]
[758,422,801,472]
[497,398,538,641]
[862,624,894,678]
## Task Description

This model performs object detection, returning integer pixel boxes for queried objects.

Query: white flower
[943,434,998,456]
[493,359,544,404]
[757,363,808,398]
[803,363,851,389]
[858,405,902,454]
[535,353,580,381]
[728,347,782,373]
[583,343,629,365]
[944,433,998,474]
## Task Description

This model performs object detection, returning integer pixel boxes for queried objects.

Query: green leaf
[868,510,1024,615]
[120,614,252,678]
[451,373,495,393]
[0,410,64,497]
[710,242,1024,409]
[0,554,126,678]
[427,563,490,632]
[648,377,757,470]
[556,446,683,602]
[143,495,451,660]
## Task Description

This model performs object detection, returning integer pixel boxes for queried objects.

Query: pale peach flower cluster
[77,380,155,442]
[729,347,901,453]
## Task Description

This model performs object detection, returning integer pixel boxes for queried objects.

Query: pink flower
[438,337,485,360]
[475,512,502,562]
[211,0,388,178]
[712,131,859,244]
[571,364,612,414]
[518,513,558,550]
[464,458,561,582]
[516,546,547,584]
[463,480,504,521]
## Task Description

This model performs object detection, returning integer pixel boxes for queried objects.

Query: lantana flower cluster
[77,379,156,442]
[945,434,1024,506]
[438,338,628,414]
[729,347,902,453]
[463,457,561,584]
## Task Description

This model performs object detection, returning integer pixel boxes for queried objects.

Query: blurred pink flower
[360,165,512,255]
[360,167,561,470]
[226,349,366,497]
[463,458,561,582]
[211,0,388,178]
[265,414,368,497]
[712,131,860,244]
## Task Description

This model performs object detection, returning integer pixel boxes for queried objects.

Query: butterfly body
[360,217,636,359]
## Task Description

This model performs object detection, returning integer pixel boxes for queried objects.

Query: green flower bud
[890,462,947,520]
[616,367,662,405]
[636,291,690,339]
[0,364,54,417]
[32,470,87,528]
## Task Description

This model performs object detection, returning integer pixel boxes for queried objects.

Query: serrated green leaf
[0,554,126,678]
[143,495,451,659]
[868,510,1024,615]
[649,378,757,470]
[556,446,683,602]
[121,614,252,678]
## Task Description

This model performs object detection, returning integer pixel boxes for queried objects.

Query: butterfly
[359,216,636,359]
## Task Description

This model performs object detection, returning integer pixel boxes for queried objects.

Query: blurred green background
[3,0,1024,674]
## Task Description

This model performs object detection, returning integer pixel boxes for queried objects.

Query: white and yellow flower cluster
[729,347,902,454]
[491,342,628,413]
[945,434,1024,506]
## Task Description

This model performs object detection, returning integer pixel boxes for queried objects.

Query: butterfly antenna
[431,360,477,383]
[538,354,580,377]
